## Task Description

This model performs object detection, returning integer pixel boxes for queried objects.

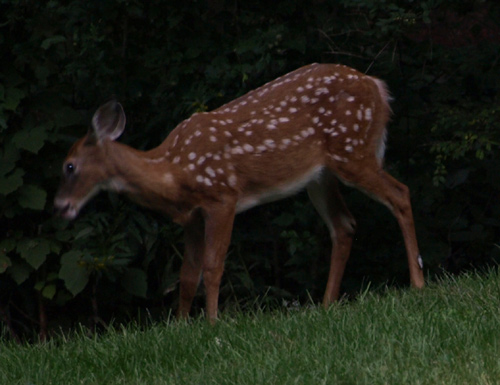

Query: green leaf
[42,284,57,300]
[120,268,148,298]
[12,125,48,153]
[0,142,20,175]
[18,184,47,210]
[9,263,32,284]
[59,250,89,296]
[74,226,94,240]
[0,254,12,273]
[4,87,25,111]
[41,35,66,50]
[17,238,51,269]
[0,168,24,195]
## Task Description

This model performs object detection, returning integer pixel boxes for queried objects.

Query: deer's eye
[65,162,76,176]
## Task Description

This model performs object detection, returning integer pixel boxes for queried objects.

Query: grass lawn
[1,270,499,384]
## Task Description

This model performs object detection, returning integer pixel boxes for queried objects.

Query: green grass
[1,270,500,385]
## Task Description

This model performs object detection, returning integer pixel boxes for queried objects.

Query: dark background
[1,0,499,340]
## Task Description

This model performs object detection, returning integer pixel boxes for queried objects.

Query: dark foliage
[1,0,499,339]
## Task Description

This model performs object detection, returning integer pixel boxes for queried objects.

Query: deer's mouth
[54,199,79,220]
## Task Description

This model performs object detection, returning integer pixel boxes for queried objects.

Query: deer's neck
[103,141,194,223]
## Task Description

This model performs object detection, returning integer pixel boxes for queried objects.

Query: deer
[54,63,425,322]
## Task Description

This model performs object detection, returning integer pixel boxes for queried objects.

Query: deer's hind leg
[307,170,356,306]
[331,159,425,290]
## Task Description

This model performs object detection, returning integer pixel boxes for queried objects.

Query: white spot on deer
[290,96,298,103]
[330,119,337,126]
[197,156,206,165]
[264,139,276,149]
[301,95,310,103]
[172,135,179,147]
[217,168,224,174]
[357,109,363,121]
[289,107,298,113]
[231,146,244,155]
[196,175,204,183]
[280,101,287,107]
[224,131,232,137]
[347,96,356,102]
[345,110,352,116]
[345,145,354,152]
[195,130,202,137]
[256,145,267,152]
[315,87,329,96]
[188,152,197,160]
[318,107,325,114]
[267,123,277,130]
[331,154,348,162]
[205,167,216,178]
[305,83,313,89]
[204,178,213,186]
[245,131,253,136]
[307,127,315,135]
[339,124,347,133]
[301,129,309,138]
[243,144,254,152]
[297,86,304,92]
[312,116,320,124]
[210,136,217,142]
[228,174,237,187]
[365,108,373,121]
[173,156,180,164]
[214,154,221,161]
[310,98,319,104]
[353,124,360,131]
[279,117,289,123]
[281,138,291,145]
[209,127,217,133]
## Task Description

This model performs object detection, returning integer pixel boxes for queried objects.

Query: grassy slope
[1,270,500,385]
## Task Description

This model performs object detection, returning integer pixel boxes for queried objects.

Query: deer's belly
[235,165,323,213]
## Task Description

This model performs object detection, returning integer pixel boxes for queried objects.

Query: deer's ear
[91,100,126,142]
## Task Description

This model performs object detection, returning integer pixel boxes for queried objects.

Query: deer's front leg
[177,212,205,319]
[201,201,237,323]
